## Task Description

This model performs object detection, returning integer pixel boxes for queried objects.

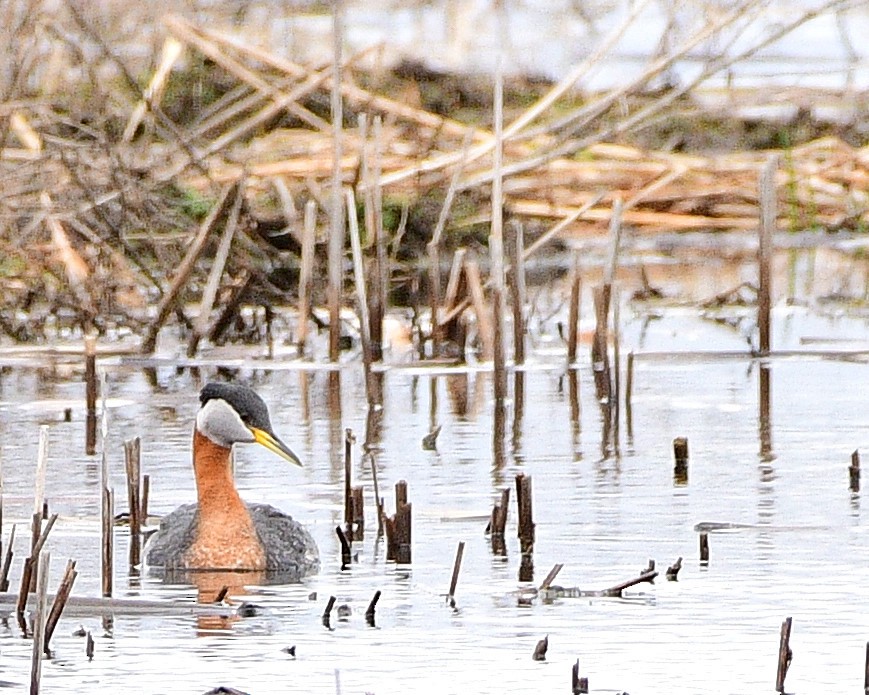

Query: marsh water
[1,242,869,694]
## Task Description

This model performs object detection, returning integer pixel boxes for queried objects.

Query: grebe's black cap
[200,382,302,466]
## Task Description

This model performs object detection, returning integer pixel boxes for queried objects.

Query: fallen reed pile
[0,2,865,345]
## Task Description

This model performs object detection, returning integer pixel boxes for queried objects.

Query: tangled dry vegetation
[0,0,866,347]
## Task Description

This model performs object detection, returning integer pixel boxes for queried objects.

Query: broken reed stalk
[100,372,113,598]
[673,436,689,483]
[758,155,778,356]
[612,287,621,451]
[367,453,385,538]
[85,335,97,454]
[626,350,634,418]
[32,424,48,558]
[29,551,50,695]
[447,541,465,606]
[18,514,58,622]
[0,525,16,592]
[591,285,612,402]
[327,0,345,363]
[346,187,376,403]
[44,558,78,654]
[350,486,364,541]
[187,179,244,357]
[124,437,142,569]
[490,56,508,410]
[567,250,581,367]
[123,36,183,141]
[509,220,527,365]
[699,532,710,563]
[0,445,3,564]
[142,474,150,521]
[516,473,535,554]
[463,258,495,361]
[850,450,861,493]
[776,616,793,693]
[539,563,564,591]
[360,114,387,363]
[428,128,475,357]
[140,182,236,354]
[343,428,353,531]
[297,200,316,357]
[102,487,114,598]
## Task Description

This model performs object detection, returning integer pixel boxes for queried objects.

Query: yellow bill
[251,427,303,467]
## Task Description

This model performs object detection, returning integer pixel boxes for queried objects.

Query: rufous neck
[192,429,245,517]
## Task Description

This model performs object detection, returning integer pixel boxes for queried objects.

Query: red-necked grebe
[145,382,319,579]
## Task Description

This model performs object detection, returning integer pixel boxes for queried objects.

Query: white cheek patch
[196,399,256,448]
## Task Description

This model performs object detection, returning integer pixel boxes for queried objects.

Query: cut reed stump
[532,635,548,661]
[673,436,689,484]
[776,616,793,694]
[516,473,535,554]
[365,590,380,627]
[850,450,860,493]
[488,487,510,556]
[335,526,352,571]
[572,660,589,694]
[124,437,143,569]
[350,486,364,541]
[700,532,710,564]
[384,481,412,564]
[863,640,869,695]
[322,595,336,630]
